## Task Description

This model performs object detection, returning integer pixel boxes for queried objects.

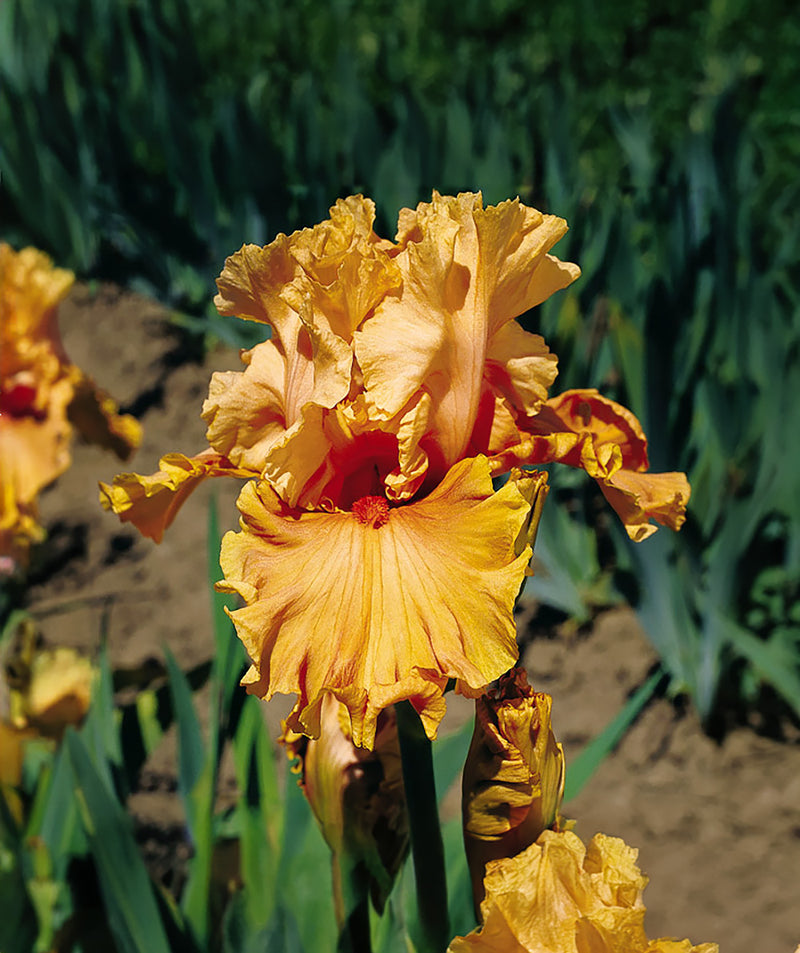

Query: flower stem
[336,894,371,953]
[395,701,450,953]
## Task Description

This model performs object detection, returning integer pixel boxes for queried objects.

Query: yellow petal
[22,646,95,738]
[219,456,533,749]
[601,469,691,542]
[0,243,74,344]
[355,192,574,492]
[2,243,141,563]
[0,383,73,508]
[449,830,718,953]
[212,199,399,500]
[282,195,402,340]
[99,450,253,542]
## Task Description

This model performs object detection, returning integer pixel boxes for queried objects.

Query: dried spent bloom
[282,694,408,922]
[448,829,718,953]
[101,193,689,747]
[1,244,141,569]
[462,668,569,911]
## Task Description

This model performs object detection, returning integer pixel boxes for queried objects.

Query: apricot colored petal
[0,376,74,508]
[66,368,142,461]
[99,451,253,543]
[296,297,356,407]
[542,389,650,471]
[219,456,532,749]
[263,399,403,509]
[469,199,580,325]
[202,341,288,471]
[384,391,433,502]
[283,195,402,339]
[486,320,558,416]
[290,247,400,339]
[289,195,388,287]
[214,237,297,331]
[356,192,577,489]
[601,469,691,542]
[450,831,647,953]
[493,418,622,479]
[213,197,396,426]
[462,669,566,911]
[259,407,329,507]
[215,240,320,430]
[450,830,718,953]
[214,232,363,453]
[21,646,94,738]
[501,389,690,539]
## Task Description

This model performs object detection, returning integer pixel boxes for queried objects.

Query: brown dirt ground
[14,286,800,952]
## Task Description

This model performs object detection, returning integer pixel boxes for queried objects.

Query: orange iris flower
[100,193,689,747]
[1,245,141,570]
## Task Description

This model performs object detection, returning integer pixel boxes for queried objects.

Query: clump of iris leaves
[1,0,798,836]
[0,3,799,948]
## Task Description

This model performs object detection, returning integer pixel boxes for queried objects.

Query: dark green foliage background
[2,0,799,721]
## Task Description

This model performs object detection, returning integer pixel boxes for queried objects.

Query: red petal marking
[0,383,45,420]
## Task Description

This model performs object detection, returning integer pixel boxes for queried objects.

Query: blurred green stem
[336,894,371,953]
[395,701,449,953]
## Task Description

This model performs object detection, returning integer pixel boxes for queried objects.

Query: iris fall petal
[219,456,536,749]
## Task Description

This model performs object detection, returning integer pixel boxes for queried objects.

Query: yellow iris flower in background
[0,244,141,570]
[101,193,689,748]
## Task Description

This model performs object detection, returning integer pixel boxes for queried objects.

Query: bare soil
[17,286,800,953]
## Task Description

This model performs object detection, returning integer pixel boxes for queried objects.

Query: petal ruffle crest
[218,456,536,749]
[99,451,253,543]
[355,192,578,494]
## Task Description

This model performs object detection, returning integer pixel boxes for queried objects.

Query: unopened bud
[462,667,568,911]
[282,694,408,924]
